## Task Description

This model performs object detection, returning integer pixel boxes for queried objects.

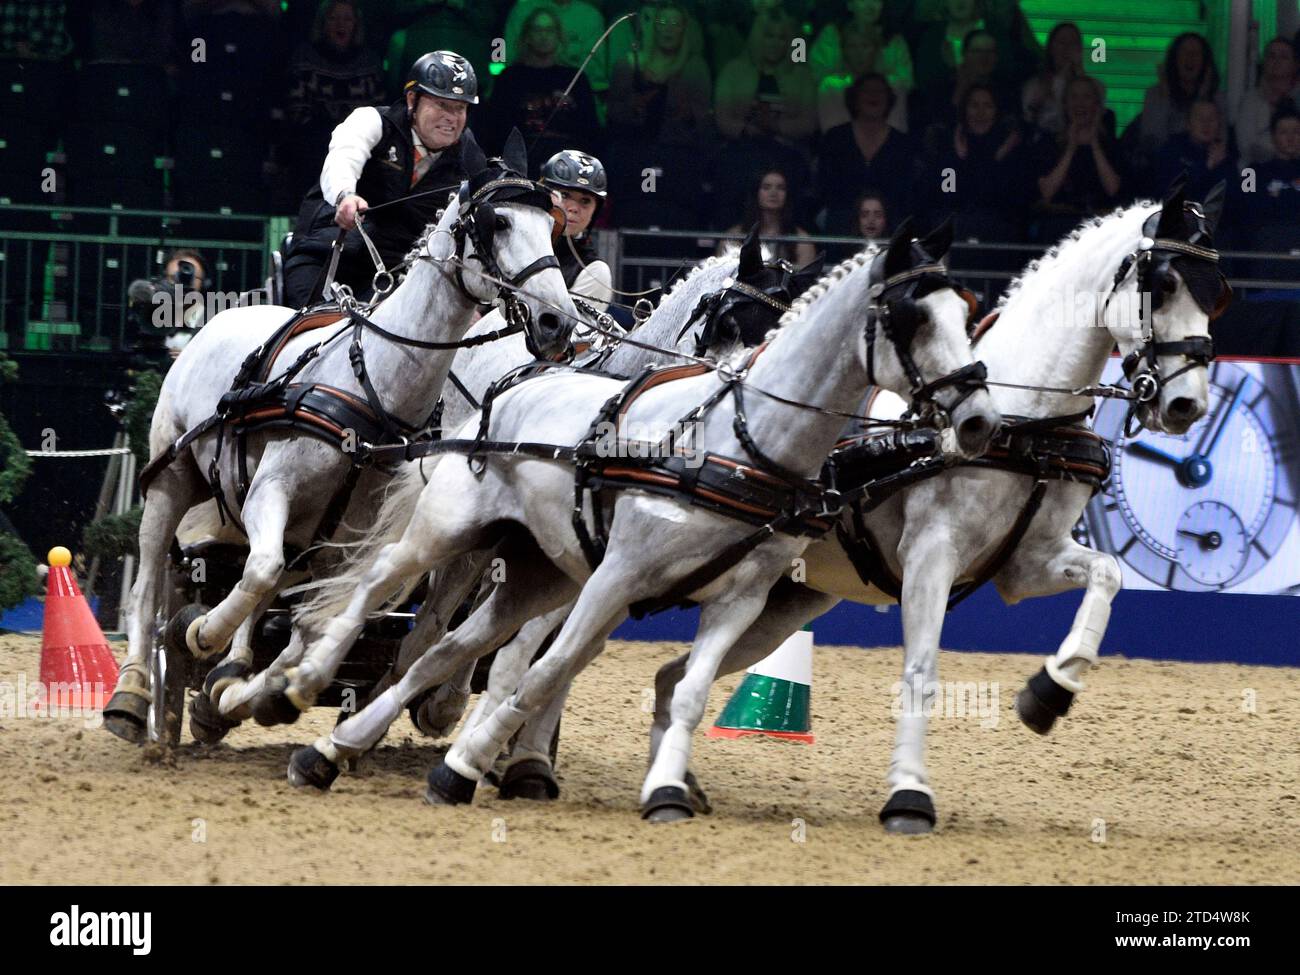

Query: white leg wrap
[1046,586,1110,693]
[315,736,340,764]
[446,697,533,780]
[886,713,932,795]
[330,685,403,757]
[640,723,692,804]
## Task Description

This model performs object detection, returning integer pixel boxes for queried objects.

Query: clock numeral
[1252,537,1274,560]
[1165,561,1178,589]
[1118,535,1137,557]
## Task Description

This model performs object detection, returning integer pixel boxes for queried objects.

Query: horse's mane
[778,245,879,329]
[993,200,1155,313]
[654,253,733,309]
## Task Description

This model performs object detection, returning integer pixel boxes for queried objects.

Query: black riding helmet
[405,50,480,105]
[540,149,608,215]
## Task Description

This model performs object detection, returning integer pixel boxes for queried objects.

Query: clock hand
[1177,528,1222,549]
[1197,376,1248,460]
[1127,441,1183,466]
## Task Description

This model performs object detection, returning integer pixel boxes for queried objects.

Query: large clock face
[1087,360,1300,593]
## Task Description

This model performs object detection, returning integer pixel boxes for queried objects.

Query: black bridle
[449,173,567,356]
[1104,203,1229,411]
[676,261,798,356]
[863,254,988,429]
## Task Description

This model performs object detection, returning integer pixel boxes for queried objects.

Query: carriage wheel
[147,615,188,747]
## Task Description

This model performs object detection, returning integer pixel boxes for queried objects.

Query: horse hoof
[287,746,340,791]
[879,789,936,834]
[102,691,149,744]
[188,692,239,744]
[1016,666,1074,736]
[424,762,477,806]
[498,759,559,801]
[165,604,208,657]
[201,660,252,700]
[684,770,713,815]
[641,785,694,823]
[251,676,302,727]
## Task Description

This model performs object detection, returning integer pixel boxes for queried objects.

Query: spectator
[504,0,609,94]
[283,1,384,196]
[1030,75,1125,242]
[1232,104,1300,275]
[1136,32,1225,162]
[385,1,499,102]
[818,72,917,235]
[714,9,818,146]
[607,2,713,146]
[1235,37,1300,166]
[920,82,1024,241]
[812,0,912,132]
[84,0,178,70]
[721,168,817,266]
[486,5,602,165]
[1153,99,1235,203]
[1,0,72,58]
[909,0,1040,111]
[1022,22,1106,137]
[855,188,889,238]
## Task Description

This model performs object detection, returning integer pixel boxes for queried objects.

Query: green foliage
[0,352,31,505]
[0,529,40,613]
[124,369,163,466]
[81,506,142,562]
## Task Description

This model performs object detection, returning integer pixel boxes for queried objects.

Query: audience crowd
[3,0,1299,254]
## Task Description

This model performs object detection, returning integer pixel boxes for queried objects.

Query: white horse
[103,132,578,743]
[284,222,1001,820]
[214,228,822,732]
[640,188,1225,831]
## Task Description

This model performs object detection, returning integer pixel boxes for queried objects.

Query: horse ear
[737,223,763,279]
[501,127,528,176]
[920,214,955,261]
[460,129,487,177]
[792,253,825,294]
[1202,180,1226,235]
[1156,171,1188,238]
[884,216,915,277]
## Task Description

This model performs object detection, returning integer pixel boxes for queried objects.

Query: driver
[282,50,479,308]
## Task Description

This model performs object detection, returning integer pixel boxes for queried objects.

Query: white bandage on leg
[446,697,534,780]
[1045,586,1110,693]
[640,723,692,804]
[330,685,404,756]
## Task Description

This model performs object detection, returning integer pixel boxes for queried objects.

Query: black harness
[383,251,989,617]
[138,170,567,549]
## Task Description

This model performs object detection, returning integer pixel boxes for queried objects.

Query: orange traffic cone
[39,547,119,712]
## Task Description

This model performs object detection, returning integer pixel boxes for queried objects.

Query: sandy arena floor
[1,632,1296,884]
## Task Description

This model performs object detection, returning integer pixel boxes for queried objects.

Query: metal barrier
[0,204,276,353]
[609,228,1300,311]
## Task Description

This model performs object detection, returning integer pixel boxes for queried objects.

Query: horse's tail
[290,462,429,627]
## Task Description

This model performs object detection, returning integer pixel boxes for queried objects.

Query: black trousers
[282,247,378,308]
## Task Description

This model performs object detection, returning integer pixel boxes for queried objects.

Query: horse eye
[494,215,509,231]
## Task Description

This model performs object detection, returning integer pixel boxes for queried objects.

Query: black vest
[556,232,600,289]
[293,99,470,266]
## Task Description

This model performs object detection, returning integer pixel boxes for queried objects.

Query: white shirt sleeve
[571,260,613,314]
[319,106,385,205]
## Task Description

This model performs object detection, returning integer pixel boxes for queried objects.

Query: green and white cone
[708,626,813,743]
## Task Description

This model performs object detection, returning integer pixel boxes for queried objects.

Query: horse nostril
[538,311,561,335]
[957,415,991,451]
[1168,396,1199,420]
